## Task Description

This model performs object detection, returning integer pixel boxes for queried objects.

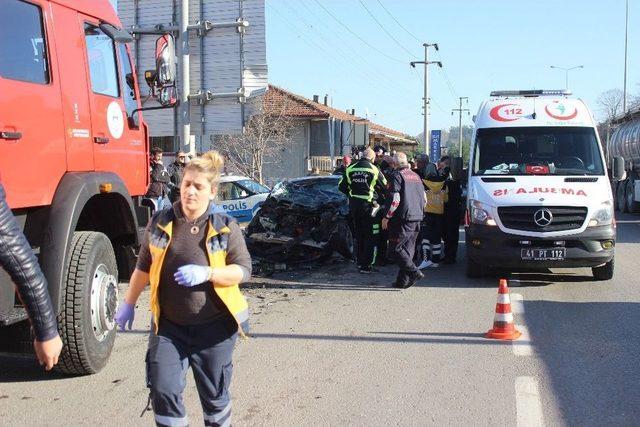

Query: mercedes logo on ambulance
[534,209,553,227]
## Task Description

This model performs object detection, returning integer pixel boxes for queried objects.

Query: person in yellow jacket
[418,163,449,269]
[115,151,251,427]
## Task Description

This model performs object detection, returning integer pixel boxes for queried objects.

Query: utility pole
[451,97,469,158]
[411,43,441,157]
[180,0,192,155]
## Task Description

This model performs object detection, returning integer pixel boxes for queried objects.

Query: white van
[465,90,622,280]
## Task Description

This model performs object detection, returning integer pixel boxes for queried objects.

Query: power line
[269,2,407,102]
[434,50,459,100]
[283,0,414,94]
[357,0,418,59]
[373,0,422,43]
[310,0,405,64]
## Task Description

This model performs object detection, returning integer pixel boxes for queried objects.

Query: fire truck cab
[0,0,155,374]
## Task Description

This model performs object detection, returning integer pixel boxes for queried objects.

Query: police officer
[339,147,388,273]
[382,152,426,289]
[439,156,462,264]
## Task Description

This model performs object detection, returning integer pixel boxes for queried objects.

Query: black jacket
[167,161,185,202]
[145,161,170,198]
[338,158,388,203]
[0,183,58,341]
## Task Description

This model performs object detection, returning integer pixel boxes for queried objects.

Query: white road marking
[512,324,532,356]
[511,294,532,356]
[512,293,525,314]
[515,376,545,427]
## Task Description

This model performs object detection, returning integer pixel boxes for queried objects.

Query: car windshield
[236,179,269,194]
[270,177,344,206]
[473,127,605,176]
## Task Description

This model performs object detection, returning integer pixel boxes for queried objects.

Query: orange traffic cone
[485,278,521,340]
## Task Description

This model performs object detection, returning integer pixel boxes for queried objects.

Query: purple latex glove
[174,265,211,287]
[114,301,135,331]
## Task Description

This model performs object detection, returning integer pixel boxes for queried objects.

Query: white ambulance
[465,90,625,280]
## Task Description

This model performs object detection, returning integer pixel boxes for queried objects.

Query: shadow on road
[524,300,640,425]
[249,331,511,346]
[0,354,66,383]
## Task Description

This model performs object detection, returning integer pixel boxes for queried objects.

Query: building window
[0,0,49,84]
[84,25,119,97]
[149,136,176,153]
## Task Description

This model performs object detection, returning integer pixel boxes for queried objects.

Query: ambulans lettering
[493,188,587,197]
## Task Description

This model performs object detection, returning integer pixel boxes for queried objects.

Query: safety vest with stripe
[147,208,249,336]
[339,159,387,203]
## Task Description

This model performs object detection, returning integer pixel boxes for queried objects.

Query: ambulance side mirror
[155,35,176,86]
[450,157,464,181]
[612,156,626,181]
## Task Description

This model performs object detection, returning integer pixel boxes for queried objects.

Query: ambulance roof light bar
[490,89,572,97]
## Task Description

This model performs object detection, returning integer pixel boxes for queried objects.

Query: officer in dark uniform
[439,156,462,264]
[339,148,388,273]
[382,152,426,289]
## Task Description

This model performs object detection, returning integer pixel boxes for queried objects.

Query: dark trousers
[146,316,237,427]
[420,213,443,263]
[387,220,420,286]
[350,200,378,267]
[443,206,461,260]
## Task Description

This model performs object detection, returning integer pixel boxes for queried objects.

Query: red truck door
[0,0,66,208]
[80,16,147,196]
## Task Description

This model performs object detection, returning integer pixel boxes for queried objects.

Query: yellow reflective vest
[147,208,249,336]
[423,179,449,215]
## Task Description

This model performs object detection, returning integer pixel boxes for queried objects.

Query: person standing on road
[333,155,352,176]
[145,147,171,211]
[114,151,251,427]
[0,182,63,371]
[418,164,448,269]
[339,147,388,273]
[382,152,426,289]
[439,156,462,264]
[167,150,187,204]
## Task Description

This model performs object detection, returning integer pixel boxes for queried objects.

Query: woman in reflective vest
[115,151,251,427]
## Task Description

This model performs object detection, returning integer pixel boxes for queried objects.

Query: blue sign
[430,130,442,161]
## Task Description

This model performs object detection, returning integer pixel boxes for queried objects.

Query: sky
[266,0,639,137]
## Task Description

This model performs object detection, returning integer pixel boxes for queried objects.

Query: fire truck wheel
[56,232,118,375]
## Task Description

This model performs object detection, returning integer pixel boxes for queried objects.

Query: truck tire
[617,181,628,213]
[592,259,614,281]
[56,232,118,375]
[626,180,640,213]
[466,257,485,278]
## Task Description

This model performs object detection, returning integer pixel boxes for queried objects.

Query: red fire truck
[0,0,176,375]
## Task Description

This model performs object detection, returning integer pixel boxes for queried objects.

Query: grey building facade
[118,0,267,153]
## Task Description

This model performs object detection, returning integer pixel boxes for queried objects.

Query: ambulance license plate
[521,248,565,261]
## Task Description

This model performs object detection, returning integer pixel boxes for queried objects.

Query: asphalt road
[1,214,639,426]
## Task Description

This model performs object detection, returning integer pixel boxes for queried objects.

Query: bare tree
[597,89,624,123]
[215,97,295,184]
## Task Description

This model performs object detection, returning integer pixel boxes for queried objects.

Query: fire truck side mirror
[158,86,177,107]
[155,34,176,86]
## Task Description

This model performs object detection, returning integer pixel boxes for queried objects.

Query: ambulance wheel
[592,259,614,281]
[466,257,485,278]
[56,232,118,375]
[626,180,639,213]
[617,181,628,213]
